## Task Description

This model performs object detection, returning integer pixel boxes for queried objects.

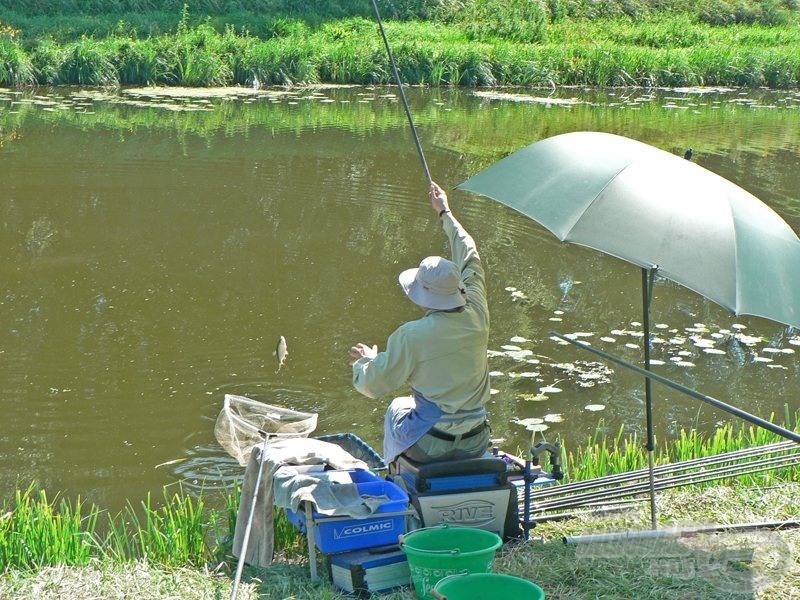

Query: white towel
[232,438,369,567]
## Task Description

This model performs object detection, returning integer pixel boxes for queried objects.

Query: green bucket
[399,524,503,600]
[432,572,545,599]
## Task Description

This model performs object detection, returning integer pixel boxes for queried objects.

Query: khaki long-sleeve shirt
[352,212,490,434]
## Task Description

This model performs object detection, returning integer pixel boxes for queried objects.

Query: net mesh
[214,394,318,466]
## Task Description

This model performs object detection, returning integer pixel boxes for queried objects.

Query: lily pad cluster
[550,320,797,371]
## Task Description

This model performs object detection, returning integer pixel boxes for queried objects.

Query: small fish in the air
[276,335,288,371]
[154,457,188,469]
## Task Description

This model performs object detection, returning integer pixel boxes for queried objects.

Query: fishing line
[370,0,432,185]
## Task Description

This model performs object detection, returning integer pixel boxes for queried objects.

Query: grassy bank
[2,419,798,597]
[1,1,800,88]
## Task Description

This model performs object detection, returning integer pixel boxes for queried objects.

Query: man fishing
[349,181,491,468]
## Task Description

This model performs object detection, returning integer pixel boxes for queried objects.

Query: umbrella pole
[642,268,658,530]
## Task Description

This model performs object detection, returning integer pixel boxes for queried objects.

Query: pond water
[2,85,800,511]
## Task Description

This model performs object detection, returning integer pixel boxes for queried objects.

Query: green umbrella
[458,131,800,526]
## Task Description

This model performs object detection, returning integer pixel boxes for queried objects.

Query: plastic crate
[286,470,409,554]
[315,433,387,472]
[328,545,411,595]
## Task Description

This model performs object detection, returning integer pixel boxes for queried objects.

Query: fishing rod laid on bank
[370,0,432,185]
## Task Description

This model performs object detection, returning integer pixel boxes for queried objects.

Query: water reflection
[1,85,799,510]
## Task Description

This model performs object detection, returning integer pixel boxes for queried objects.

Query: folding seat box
[327,545,411,596]
[390,455,520,539]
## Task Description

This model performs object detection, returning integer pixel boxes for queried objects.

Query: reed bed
[1,4,800,88]
[564,409,799,485]
[0,482,304,573]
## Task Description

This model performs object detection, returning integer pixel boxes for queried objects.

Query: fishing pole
[230,429,270,600]
[370,0,432,185]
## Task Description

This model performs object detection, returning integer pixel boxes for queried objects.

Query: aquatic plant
[0,485,97,570]
[0,21,35,86]
[1,4,800,88]
[563,411,799,484]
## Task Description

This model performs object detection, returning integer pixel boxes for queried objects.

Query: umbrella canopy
[458,131,800,528]
[457,131,800,329]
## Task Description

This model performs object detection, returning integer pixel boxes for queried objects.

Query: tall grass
[0,485,97,570]
[564,410,800,485]
[0,479,308,572]
[104,487,208,567]
[0,20,35,86]
[3,9,800,88]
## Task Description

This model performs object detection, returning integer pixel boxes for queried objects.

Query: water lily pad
[513,417,543,426]
[519,372,540,378]
[489,371,504,377]
[735,334,762,346]
[506,349,534,360]
[490,388,500,395]
[703,348,726,355]
[649,359,666,365]
[518,393,548,402]
[732,323,747,330]
[625,343,639,349]
[504,286,517,292]
[753,355,773,363]
[554,310,564,315]
[544,413,564,423]
[539,386,562,393]
[655,323,670,329]
[585,404,606,412]
[501,345,523,351]
[693,339,716,348]
[549,317,563,322]
[509,336,529,343]
[600,336,616,343]
[675,361,696,367]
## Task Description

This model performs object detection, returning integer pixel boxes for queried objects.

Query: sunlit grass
[0,477,307,573]
[564,409,799,484]
[2,7,800,88]
[0,485,97,570]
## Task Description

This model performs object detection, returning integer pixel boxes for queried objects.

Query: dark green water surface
[2,85,799,510]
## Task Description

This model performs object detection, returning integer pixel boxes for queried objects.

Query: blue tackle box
[286,470,409,554]
[328,545,411,596]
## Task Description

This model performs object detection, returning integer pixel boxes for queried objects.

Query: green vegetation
[0,482,305,573]
[0,0,799,88]
[2,417,798,598]
[564,413,799,484]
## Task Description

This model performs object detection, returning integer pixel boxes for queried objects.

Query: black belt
[427,421,487,442]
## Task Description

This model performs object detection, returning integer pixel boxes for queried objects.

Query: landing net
[214,394,318,466]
